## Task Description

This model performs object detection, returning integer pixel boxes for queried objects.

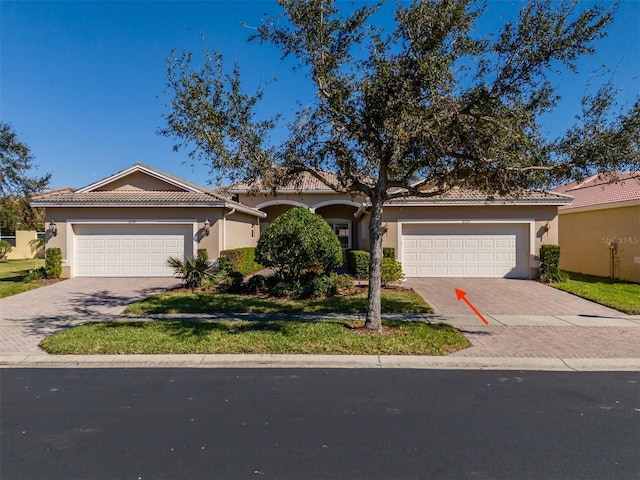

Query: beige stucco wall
[558,205,640,282]
[44,206,259,277]
[6,230,39,260]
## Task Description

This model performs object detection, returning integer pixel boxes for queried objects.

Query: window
[328,220,351,249]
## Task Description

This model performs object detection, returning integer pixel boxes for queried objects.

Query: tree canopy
[161,0,640,330]
[0,123,50,231]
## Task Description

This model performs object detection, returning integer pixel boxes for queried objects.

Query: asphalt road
[2,369,639,480]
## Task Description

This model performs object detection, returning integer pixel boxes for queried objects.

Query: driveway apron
[0,277,181,319]
[0,278,181,354]
[403,278,624,316]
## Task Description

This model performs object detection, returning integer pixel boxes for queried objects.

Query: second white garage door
[401,223,529,278]
[74,224,192,277]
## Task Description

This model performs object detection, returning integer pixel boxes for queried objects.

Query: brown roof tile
[31,190,227,206]
[387,187,572,204]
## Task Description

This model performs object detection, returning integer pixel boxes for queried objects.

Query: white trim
[312,199,363,209]
[255,199,309,209]
[76,164,205,194]
[396,218,537,276]
[66,219,198,277]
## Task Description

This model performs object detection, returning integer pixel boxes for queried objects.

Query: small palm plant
[168,255,214,290]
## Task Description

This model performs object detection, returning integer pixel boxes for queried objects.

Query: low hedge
[346,250,369,279]
[45,247,63,279]
[539,244,567,283]
[219,247,262,275]
[347,249,403,284]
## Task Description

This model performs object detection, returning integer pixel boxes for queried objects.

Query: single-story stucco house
[553,172,640,283]
[32,163,572,279]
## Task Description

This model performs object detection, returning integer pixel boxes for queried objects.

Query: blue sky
[2,0,639,190]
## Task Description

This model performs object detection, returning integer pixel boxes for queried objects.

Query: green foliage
[168,255,214,290]
[270,279,305,298]
[256,207,342,281]
[383,247,396,260]
[347,250,402,284]
[0,240,12,260]
[381,258,404,286]
[346,250,370,279]
[219,247,262,275]
[302,272,337,298]
[44,247,62,279]
[1,122,51,198]
[245,274,268,293]
[334,273,355,293]
[217,271,245,293]
[539,244,568,283]
[197,248,209,260]
[24,267,45,282]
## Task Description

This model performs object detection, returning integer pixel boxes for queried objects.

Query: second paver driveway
[0,277,181,320]
[404,278,624,316]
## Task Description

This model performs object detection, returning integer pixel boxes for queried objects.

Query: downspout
[222,208,236,252]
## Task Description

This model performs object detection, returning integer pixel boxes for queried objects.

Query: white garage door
[74,224,192,277]
[402,223,529,278]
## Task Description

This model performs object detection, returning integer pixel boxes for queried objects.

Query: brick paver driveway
[0,277,181,320]
[404,278,624,316]
[0,277,181,354]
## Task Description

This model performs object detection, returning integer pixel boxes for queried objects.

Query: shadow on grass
[124,289,432,315]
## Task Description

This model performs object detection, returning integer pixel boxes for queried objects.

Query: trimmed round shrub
[256,207,343,281]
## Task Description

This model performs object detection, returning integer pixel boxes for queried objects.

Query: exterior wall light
[49,220,58,236]
[204,219,211,236]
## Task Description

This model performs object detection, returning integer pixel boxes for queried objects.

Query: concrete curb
[2,354,639,371]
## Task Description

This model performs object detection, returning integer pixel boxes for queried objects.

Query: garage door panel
[75,224,191,277]
[402,224,529,278]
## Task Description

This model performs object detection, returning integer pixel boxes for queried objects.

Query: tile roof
[553,172,640,210]
[386,187,572,204]
[31,190,228,206]
[230,171,341,192]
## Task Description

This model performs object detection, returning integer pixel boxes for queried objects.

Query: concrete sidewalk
[1,312,639,371]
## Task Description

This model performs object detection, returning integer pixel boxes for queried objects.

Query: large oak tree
[161,0,639,331]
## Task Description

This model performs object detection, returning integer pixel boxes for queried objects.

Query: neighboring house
[3,230,44,260]
[31,164,265,278]
[553,172,640,283]
[32,163,571,279]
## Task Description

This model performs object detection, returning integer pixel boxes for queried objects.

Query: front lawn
[123,287,434,314]
[551,272,640,314]
[39,319,469,355]
[0,259,45,298]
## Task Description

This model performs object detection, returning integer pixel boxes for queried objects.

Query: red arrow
[455,289,489,325]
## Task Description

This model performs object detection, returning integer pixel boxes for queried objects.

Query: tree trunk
[364,196,384,331]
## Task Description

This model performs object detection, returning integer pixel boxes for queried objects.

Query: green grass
[39,319,470,355]
[0,259,45,298]
[551,272,640,314]
[123,288,434,314]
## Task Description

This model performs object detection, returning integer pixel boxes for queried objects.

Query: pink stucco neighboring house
[553,172,640,282]
[32,163,571,279]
